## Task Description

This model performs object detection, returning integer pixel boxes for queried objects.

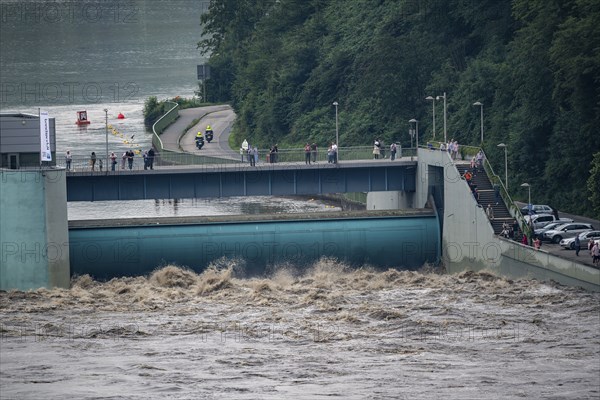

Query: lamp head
[332,101,338,106]
[520,183,530,188]
[473,101,483,106]
[497,143,507,148]
[409,118,417,123]
[425,96,434,101]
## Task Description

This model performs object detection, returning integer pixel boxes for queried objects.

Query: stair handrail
[460,144,532,240]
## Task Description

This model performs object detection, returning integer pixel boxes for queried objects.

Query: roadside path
[160,105,237,159]
[179,107,238,160]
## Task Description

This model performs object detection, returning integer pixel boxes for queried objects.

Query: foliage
[588,152,600,219]
[143,96,205,128]
[198,0,600,217]
[142,96,163,128]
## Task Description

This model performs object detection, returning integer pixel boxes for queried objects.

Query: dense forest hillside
[198,0,599,218]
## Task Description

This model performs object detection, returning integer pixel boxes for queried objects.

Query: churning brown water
[1,260,599,399]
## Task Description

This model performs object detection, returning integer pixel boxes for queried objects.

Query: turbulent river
[1,262,599,399]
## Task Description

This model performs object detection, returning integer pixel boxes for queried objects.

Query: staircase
[455,162,513,235]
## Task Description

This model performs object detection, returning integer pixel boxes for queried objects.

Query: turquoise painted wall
[1,171,49,289]
[69,215,440,279]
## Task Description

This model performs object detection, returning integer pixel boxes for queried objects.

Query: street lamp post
[333,101,339,162]
[520,183,531,212]
[409,119,419,150]
[436,92,447,143]
[103,108,109,173]
[473,101,483,144]
[497,143,508,189]
[425,96,435,140]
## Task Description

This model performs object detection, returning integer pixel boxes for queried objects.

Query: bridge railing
[61,146,417,172]
[459,144,532,240]
[152,101,180,151]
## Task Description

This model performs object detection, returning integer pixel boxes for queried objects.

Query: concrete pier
[0,168,70,290]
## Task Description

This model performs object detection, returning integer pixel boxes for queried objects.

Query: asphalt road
[178,106,238,160]
[514,201,599,268]
[538,242,598,268]
[160,104,238,159]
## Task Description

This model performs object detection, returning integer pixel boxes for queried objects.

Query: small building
[0,112,56,168]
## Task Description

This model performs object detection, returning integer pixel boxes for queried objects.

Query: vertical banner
[39,110,52,162]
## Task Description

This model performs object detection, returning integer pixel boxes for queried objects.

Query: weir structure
[1,149,598,291]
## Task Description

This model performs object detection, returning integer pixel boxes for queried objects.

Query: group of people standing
[304,143,318,164]
[65,148,156,171]
[327,142,338,163]
[439,139,460,159]
[373,138,400,161]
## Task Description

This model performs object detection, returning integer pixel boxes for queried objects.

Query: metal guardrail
[459,144,532,240]
[60,146,417,172]
[422,141,531,239]
[151,101,179,150]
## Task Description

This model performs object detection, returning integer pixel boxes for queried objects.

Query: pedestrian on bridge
[305,143,311,164]
[110,152,117,171]
[148,148,155,170]
[311,143,317,163]
[90,152,97,171]
[127,150,134,170]
[373,138,381,159]
[65,150,72,171]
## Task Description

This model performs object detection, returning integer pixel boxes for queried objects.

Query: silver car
[534,222,564,240]
[544,223,595,244]
[560,231,600,249]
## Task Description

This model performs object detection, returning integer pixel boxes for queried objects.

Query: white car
[560,231,600,249]
[524,213,573,230]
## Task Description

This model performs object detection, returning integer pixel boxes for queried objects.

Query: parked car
[524,213,573,229]
[520,204,555,215]
[543,223,595,244]
[534,222,566,240]
[560,231,600,249]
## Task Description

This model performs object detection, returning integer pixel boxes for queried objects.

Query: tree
[588,152,600,219]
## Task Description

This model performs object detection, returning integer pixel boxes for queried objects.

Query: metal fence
[151,101,179,150]
[60,146,417,172]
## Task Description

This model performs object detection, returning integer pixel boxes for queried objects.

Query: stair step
[456,161,517,236]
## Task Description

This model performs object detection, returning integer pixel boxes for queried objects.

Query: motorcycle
[205,129,214,143]
[195,136,204,150]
